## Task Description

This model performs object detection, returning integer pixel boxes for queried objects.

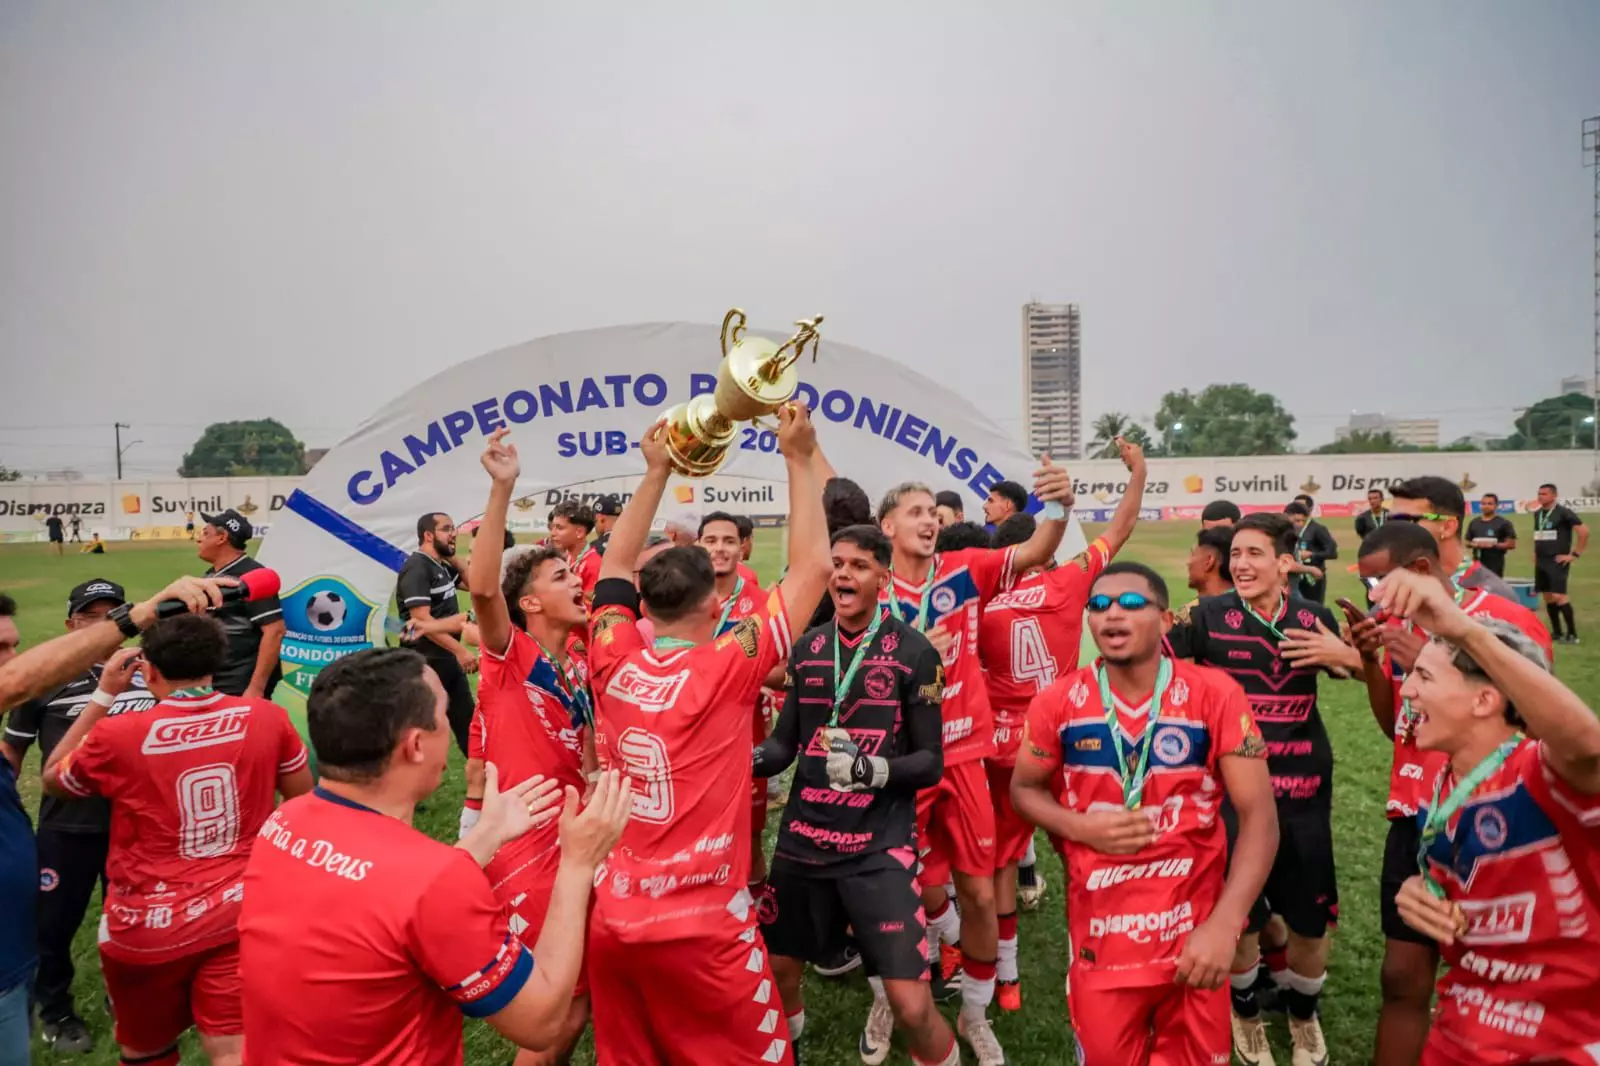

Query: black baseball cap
[68,578,126,617]
[201,509,253,548]
[593,494,623,518]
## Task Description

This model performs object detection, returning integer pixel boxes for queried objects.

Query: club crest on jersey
[1153,726,1192,764]
[1225,610,1244,630]
[1169,678,1190,707]
[591,610,627,643]
[141,706,251,755]
[1297,610,1317,629]
[864,666,895,701]
[604,664,690,713]
[810,633,827,654]
[931,586,958,615]
[881,632,899,655]
[1474,806,1510,850]
[1069,679,1090,708]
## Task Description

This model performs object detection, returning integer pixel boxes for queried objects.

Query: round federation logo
[1474,806,1509,850]
[931,587,958,616]
[1153,726,1192,765]
[39,868,59,892]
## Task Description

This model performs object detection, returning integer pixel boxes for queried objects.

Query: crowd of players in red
[0,402,1596,1066]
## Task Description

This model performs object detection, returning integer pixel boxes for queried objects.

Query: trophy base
[663,400,734,479]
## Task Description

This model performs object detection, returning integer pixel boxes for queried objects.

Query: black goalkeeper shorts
[759,858,929,981]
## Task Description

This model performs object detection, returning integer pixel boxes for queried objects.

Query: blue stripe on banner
[283,490,409,573]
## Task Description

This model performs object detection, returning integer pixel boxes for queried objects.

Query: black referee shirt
[204,553,284,696]
[396,551,463,660]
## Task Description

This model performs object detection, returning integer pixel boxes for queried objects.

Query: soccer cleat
[1017,871,1048,912]
[41,1014,94,1054]
[996,979,1022,1012]
[815,942,863,978]
[1231,1012,1276,1066]
[958,1014,1007,1066]
[940,942,964,982]
[1288,1014,1329,1066]
[859,996,894,1066]
[930,972,962,1004]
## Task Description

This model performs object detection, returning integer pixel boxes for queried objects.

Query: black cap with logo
[202,509,253,549]
[593,494,623,518]
[67,578,127,617]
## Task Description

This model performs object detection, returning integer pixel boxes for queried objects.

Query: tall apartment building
[1021,302,1082,459]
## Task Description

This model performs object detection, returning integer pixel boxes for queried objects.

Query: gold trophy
[662,309,823,477]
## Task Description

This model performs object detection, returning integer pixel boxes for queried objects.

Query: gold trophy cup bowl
[662,309,823,478]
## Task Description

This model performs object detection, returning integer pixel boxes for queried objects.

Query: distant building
[1560,374,1596,398]
[42,469,84,482]
[1335,413,1441,449]
[1021,302,1082,459]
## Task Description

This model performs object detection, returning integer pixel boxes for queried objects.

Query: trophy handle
[762,315,825,383]
[720,308,747,358]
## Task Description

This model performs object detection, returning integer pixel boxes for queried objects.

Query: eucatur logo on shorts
[141,706,251,754]
[605,664,690,712]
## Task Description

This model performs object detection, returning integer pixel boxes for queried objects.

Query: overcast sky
[3,1,1599,478]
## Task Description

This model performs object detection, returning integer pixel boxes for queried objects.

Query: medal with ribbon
[888,560,938,632]
[822,610,888,789]
[1416,736,1523,898]
[715,576,746,637]
[532,639,593,729]
[1095,657,1175,810]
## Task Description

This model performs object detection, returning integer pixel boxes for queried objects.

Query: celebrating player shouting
[876,456,1072,1066]
[754,524,954,1066]
[1168,513,1344,1066]
[585,405,831,1066]
[1012,562,1278,1065]
[1372,568,1600,1065]
[1344,522,1552,1066]
[978,435,1148,1010]
[465,427,599,1065]
[42,615,312,1066]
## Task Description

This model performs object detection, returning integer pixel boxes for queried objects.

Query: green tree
[1496,394,1596,450]
[0,463,19,482]
[1088,413,1160,459]
[179,419,307,477]
[1153,384,1297,456]
[1313,431,1411,455]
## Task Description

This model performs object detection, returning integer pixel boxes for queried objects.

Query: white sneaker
[1231,1012,1276,1066]
[1288,1014,1328,1066]
[1017,871,1047,911]
[859,996,894,1066]
[958,1014,1007,1066]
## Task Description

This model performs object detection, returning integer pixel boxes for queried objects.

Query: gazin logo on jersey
[279,576,379,698]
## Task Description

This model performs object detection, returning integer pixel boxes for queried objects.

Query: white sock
[997,934,1019,983]
[787,1010,805,1041]
[867,975,886,1000]
[1021,836,1037,867]
[960,971,994,1022]
[927,900,961,954]
[1230,967,1259,992]
[1285,969,1326,996]
[914,1038,961,1066]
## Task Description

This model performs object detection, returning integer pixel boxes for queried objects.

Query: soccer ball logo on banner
[279,577,379,698]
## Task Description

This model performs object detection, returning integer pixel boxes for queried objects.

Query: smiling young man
[1012,562,1278,1066]
[1370,569,1600,1065]
[463,428,599,1066]
[1345,521,1553,1066]
[753,524,955,1066]
[1168,512,1345,1066]
[876,457,1073,1066]
[978,435,1149,1011]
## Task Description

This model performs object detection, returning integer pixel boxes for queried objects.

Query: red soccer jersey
[737,561,761,588]
[1420,739,1600,1062]
[980,537,1114,765]
[1024,659,1263,989]
[588,582,793,943]
[474,628,590,904]
[1386,591,1555,819]
[716,576,771,749]
[882,546,1017,766]
[240,790,533,1064]
[57,689,307,963]
[573,546,603,601]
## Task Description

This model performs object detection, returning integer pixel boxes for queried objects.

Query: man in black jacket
[1285,499,1338,604]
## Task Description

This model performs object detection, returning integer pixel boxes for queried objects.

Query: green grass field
[2,519,1596,1065]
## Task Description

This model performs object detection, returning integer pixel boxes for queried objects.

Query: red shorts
[985,760,1034,869]
[495,865,590,998]
[102,940,241,1051]
[588,911,794,1066]
[917,759,997,882]
[1069,978,1228,1066]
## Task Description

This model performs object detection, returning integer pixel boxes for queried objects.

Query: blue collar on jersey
[313,786,381,815]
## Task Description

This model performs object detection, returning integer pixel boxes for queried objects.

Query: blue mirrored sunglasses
[1086,591,1159,613]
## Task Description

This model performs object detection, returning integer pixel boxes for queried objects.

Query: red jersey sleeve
[1526,741,1600,839]
[578,552,603,599]
[710,586,793,692]
[1080,536,1115,579]
[953,546,1019,604]
[55,719,123,799]
[1021,681,1068,768]
[588,580,647,685]
[468,707,486,761]
[409,851,535,1019]
[273,705,310,776]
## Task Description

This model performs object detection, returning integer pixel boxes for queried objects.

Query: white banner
[252,321,1090,699]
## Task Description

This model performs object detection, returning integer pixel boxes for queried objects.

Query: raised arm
[774,404,831,631]
[1010,455,1075,573]
[0,576,232,713]
[468,428,520,657]
[1099,438,1148,558]
[598,420,673,585]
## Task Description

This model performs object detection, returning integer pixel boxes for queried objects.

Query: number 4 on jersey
[1011,617,1059,693]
